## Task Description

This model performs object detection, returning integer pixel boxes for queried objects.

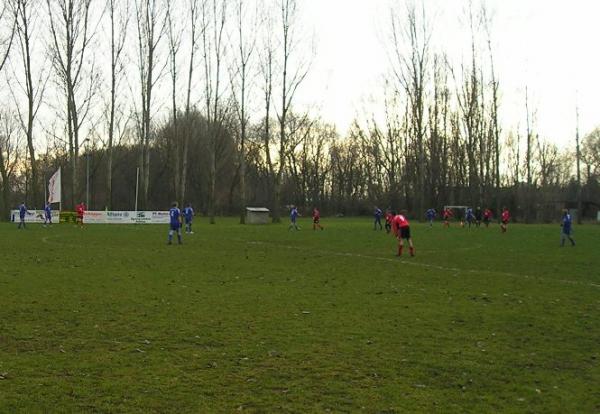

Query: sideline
[244,240,600,290]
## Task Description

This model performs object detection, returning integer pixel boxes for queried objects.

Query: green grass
[0,218,598,413]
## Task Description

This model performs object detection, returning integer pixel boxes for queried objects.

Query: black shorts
[399,226,411,239]
[501,220,508,225]
[313,218,320,224]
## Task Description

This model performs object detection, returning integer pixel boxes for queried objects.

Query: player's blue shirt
[374,208,382,218]
[466,208,474,220]
[562,213,572,232]
[426,209,435,219]
[290,208,298,220]
[184,207,194,221]
[19,204,27,218]
[170,207,181,227]
[45,205,51,217]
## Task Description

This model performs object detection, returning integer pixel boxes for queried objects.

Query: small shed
[246,207,270,224]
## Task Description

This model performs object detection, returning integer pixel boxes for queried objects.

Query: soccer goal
[444,205,469,219]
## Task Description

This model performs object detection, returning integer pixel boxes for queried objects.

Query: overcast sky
[296,0,600,148]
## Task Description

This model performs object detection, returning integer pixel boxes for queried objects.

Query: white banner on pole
[48,168,61,203]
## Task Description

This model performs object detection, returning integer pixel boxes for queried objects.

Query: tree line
[0,0,597,223]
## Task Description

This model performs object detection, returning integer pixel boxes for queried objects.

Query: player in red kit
[312,207,324,230]
[500,207,510,233]
[391,210,415,257]
[443,208,453,228]
[384,210,393,233]
[483,208,493,227]
[76,202,86,228]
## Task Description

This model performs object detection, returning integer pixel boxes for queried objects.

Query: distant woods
[0,0,598,222]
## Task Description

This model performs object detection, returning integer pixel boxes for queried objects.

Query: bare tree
[259,10,275,216]
[0,0,15,71]
[166,0,184,203]
[135,0,166,209]
[581,127,600,180]
[575,104,582,223]
[390,1,430,217]
[179,0,201,207]
[201,0,228,224]
[230,0,257,224]
[482,4,502,213]
[46,0,98,207]
[105,0,128,209]
[0,110,21,217]
[525,86,533,223]
[11,0,49,208]
[271,0,310,222]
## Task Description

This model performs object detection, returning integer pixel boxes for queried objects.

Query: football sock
[398,245,403,256]
[410,246,415,256]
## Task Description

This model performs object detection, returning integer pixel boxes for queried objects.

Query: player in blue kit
[560,209,575,247]
[464,207,475,228]
[168,202,183,245]
[183,203,194,234]
[425,208,436,226]
[373,206,383,230]
[43,203,52,226]
[17,202,27,229]
[288,205,300,231]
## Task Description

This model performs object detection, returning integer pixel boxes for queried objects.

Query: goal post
[443,205,469,219]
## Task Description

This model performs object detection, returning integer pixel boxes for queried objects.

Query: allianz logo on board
[107,211,130,217]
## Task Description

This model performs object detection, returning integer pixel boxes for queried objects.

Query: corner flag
[48,167,61,203]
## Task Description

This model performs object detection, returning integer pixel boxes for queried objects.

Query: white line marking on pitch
[245,240,600,290]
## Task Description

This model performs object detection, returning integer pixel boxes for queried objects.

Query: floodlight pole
[135,167,140,212]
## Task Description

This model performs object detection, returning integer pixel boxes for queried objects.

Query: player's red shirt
[312,209,320,220]
[443,209,453,219]
[385,212,393,223]
[484,209,492,219]
[76,204,85,217]
[391,214,409,235]
[501,210,510,222]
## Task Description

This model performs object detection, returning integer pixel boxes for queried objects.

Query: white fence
[10,210,59,223]
[84,211,170,224]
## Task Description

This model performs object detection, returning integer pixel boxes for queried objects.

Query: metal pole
[135,167,139,212]
[86,153,90,208]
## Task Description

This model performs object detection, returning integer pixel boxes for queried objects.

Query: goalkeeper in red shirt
[391,210,415,257]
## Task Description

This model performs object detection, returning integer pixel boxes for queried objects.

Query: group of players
[167,202,196,244]
[15,199,576,250]
[435,207,512,231]
[371,205,575,256]
[16,201,91,229]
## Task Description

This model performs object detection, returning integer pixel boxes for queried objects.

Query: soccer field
[1,219,598,413]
